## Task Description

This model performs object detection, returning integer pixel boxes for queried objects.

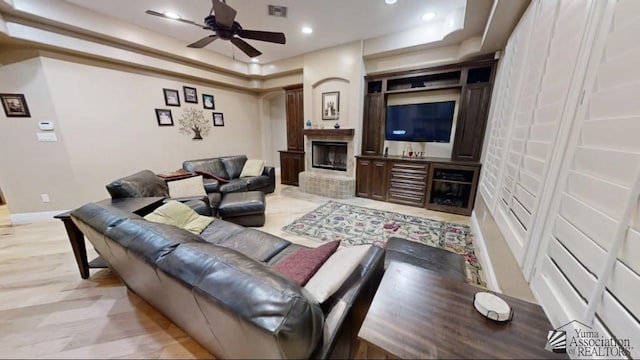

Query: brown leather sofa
[182,155,276,195]
[71,202,384,359]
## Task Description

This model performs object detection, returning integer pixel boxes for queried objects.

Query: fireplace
[312,141,347,171]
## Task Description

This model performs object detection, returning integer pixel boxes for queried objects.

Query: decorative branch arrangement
[178,108,211,140]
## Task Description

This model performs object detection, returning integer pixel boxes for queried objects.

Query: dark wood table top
[54,197,165,219]
[358,262,566,359]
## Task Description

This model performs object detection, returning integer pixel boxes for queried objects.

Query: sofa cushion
[221,155,248,179]
[273,240,340,286]
[240,159,265,178]
[219,178,249,193]
[106,169,169,198]
[167,176,207,198]
[183,158,230,180]
[144,200,213,235]
[220,229,291,263]
[304,245,372,303]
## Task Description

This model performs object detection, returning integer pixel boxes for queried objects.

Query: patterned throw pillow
[273,240,340,286]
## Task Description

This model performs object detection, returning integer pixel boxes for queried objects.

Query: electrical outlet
[40,194,50,203]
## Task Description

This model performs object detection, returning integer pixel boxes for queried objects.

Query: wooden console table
[54,197,165,279]
[358,262,566,359]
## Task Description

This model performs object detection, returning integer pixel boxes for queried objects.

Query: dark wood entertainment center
[357,57,496,216]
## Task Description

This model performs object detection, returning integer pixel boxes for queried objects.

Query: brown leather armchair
[105,170,211,216]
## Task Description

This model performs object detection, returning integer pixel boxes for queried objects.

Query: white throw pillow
[167,175,206,198]
[304,245,372,303]
[240,159,265,178]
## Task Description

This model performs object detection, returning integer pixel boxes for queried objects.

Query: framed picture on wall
[184,86,198,103]
[0,93,31,117]
[213,112,224,127]
[202,94,215,109]
[322,91,339,120]
[155,109,174,126]
[163,88,180,107]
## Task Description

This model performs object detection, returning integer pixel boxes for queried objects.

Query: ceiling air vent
[268,5,287,18]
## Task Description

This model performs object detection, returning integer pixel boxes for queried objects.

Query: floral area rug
[282,201,485,286]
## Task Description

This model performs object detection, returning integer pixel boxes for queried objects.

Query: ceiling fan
[146,0,286,58]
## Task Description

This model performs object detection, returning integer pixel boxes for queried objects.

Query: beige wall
[0,52,261,214]
[268,93,286,168]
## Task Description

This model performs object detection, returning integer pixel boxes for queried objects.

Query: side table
[358,262,566,359]
[54,197,165,279]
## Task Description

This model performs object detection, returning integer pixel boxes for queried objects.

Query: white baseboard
[471,210,501,292]
[10,210,68,224]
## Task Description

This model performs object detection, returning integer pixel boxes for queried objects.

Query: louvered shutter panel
[532,1,640,357]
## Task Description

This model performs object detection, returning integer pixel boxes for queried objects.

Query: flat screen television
[385,101,455,142]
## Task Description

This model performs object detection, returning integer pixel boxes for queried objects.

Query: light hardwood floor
[0,184,519,359]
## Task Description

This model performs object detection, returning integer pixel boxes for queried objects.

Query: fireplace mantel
[303,128,355,137]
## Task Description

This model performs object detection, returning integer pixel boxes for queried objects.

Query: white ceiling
[63,0,471,64]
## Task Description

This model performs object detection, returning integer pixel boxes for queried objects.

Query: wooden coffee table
[54,197,164,279]
[358,262,566,359]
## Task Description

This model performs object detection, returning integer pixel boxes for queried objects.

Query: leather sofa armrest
[203,179,220,193]
[163,196,212,216]
[262,166,276,194]
[311,246,385,359]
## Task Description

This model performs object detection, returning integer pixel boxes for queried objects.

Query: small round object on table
[474,292,512,322]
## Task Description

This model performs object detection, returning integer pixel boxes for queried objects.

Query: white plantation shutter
[479,5,535,205]
[531,0,640,357]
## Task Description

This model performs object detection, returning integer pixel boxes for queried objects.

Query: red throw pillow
[273,240,340,286]
[194,170,229,183]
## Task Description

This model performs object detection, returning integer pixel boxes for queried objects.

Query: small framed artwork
[213,112,224,127]
[1,93,31,117]
[202,94,215,109]
[184,86,198,103]
[322,91,339,120]
[155,109,174,126]
[163,88,180,107]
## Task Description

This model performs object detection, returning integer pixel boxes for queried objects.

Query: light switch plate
[37,133,58,142]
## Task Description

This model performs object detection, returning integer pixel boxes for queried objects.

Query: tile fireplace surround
[299,129,356,199]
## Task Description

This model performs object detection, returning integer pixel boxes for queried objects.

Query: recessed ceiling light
[385,0,397,4]
[251,58,260,63]
[163,11,181,20]
[421,12,436,21]
[301,26,313,34]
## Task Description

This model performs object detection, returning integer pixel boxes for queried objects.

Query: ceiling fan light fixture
[163,11,181,20]
[301,26,313,34]
[385,0,398,4]
[421,12,436,21]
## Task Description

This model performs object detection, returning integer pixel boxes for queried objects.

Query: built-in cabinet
[357,58,495,215]
[279,84,305,186]
[356,156,480,216]
[361,58,496,162]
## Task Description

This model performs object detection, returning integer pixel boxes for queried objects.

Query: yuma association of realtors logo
[545,320,633,357]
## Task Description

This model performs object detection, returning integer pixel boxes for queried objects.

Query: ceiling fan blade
[145,10,208,29]
[211,0,237,28]
[187,35,219,48]
[231,37,262,58]
[239,29,286,44]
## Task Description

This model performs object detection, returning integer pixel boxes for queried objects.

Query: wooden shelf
[303,128,355,137]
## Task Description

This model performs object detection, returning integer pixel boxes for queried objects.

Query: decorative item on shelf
[384,147,389,157]
[473,292,513,322]
[333,111,340,128]
[406,145,414,158]
[306,119,312,128]
[178,108,210,140]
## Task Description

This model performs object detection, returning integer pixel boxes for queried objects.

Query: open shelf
[386,71,461,92]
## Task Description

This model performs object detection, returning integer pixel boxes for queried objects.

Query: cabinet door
[356,159,371,197]
[370,160,388,201]
[361,93,384,155]
[452,84,491,161]
[285,87,304,151]
[280,151,304,186]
